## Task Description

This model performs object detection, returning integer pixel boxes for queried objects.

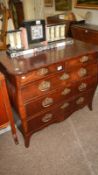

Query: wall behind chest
[23,0,45,20]
[2,0,98,25]
[44,0,98,25]
[73,3,98,25]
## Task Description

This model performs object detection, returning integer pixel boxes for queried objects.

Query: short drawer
[21,71,73,101]
[25,85,74,117]
[66,53,97,70]
[19,62,65,85]
[27,100,74,133]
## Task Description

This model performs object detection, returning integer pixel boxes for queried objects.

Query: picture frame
[55,0,72,11]
[44,0,53,7]
[75,0,98,9]
[22,20,46,44]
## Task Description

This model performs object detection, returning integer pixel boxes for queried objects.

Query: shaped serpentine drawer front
[25,85,74,118]
[20,62,65,85]
[27,101,75,133]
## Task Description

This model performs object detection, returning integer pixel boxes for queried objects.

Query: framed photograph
[55,0,72,11]
[44,0,53,7]
[75,0,98,9]
[22,20,46,44]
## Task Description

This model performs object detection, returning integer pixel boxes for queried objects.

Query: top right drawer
[65,53,97,71]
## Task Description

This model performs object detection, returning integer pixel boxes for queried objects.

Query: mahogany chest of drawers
[71,23,98,45]
[0,40,98,147]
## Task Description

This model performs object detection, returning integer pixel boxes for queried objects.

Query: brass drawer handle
[42,113,53,123]
[78,68,87,77]
[76,97,84,105]
[60,73,70,80]
[38,81,51,91]
[42,97,53,108]
[61,88,71,95]
[37,68,48,76]
[60,102,69,109]
[80,56,89,63]
[78,83,87,91]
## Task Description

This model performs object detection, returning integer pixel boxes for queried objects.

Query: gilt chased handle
[60,102,69,109]
[42,97,53,108]
[78,68,87,77]
[61,88,71,95]
[78,83,87,91]
[37,68,49,76]
[80,56,89,63]
[38,81,51,91]
[42,113,53,123]
[76,97,84,105]
[60,73,70,80]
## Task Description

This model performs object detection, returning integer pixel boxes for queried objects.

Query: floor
[0,91,98,175]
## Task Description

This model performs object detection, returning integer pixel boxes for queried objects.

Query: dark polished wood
[71,23,98,45]
[8,0,24,28]
[0,72,18,144]
[0,40,98,147]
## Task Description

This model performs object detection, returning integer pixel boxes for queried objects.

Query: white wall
[22,0,35,20]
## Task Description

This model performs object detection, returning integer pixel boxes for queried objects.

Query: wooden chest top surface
[0,40,98,76]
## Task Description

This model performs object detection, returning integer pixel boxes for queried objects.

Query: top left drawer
[19,62,65,85]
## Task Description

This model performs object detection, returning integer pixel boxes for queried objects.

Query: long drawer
[25,77,97,118]
[27,101,75,133]
[26,87,96,133]
[25,85,74,117]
